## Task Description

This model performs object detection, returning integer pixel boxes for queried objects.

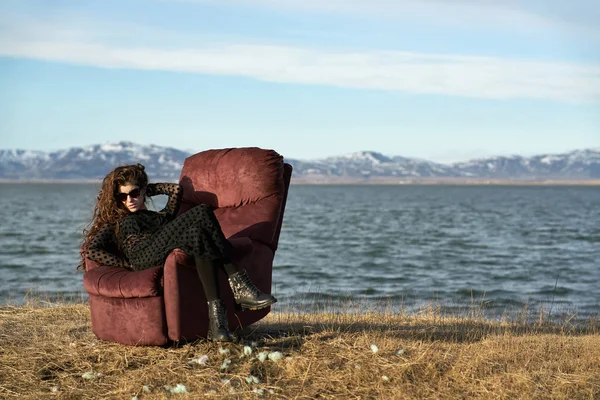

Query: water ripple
[1,183,599,321]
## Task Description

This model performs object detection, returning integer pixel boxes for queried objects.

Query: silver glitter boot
[228,269,277,311]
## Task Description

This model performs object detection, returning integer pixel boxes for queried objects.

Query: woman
[81,163,276,342]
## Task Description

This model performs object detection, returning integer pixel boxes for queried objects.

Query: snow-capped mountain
[0,142,190,180]
[0,142,599,181]
[287,151,462,179]
[453,148,600,179]
[286,148,600,180]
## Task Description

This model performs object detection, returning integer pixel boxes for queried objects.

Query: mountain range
[1,141,599,182]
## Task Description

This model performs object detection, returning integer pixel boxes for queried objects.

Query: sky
[0,0,599,162]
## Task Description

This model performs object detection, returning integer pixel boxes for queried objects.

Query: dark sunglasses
[116,188,142,202]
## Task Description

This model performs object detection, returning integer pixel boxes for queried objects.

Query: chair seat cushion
[84,266,163,299]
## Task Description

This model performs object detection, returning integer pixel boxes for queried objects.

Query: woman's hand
[145,183,156,197]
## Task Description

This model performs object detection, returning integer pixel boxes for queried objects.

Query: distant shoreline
[290,178,600,186]
[1,178,599,186]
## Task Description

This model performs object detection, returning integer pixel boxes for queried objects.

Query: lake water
[1,183,598,321]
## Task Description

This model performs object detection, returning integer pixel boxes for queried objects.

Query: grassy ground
[1,300,599,399]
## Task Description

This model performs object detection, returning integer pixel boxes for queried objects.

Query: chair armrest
[83,265,163,298]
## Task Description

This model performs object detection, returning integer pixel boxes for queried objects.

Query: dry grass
[1,300,599,400]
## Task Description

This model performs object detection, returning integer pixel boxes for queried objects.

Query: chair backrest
[178,147,291,251]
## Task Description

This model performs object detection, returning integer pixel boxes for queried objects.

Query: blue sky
[0,0,598,162]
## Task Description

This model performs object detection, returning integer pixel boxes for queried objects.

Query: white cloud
[1,12,598,102]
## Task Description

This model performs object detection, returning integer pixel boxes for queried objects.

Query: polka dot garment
[84,223,128,268]
[85,183,233,271]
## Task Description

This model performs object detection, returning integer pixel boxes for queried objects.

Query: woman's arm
[146,183,183,217]
[84,224,130,268]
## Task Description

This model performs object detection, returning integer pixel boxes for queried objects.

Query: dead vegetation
[1,299,599,399]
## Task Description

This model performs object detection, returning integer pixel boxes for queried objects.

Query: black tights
[194,257,240,301]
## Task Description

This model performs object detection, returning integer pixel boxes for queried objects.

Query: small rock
[257,352,268,362]
[50,386,60,392]
[81,371,102,380]
[220,359,232,370]
[243,345,253,356]
[142,385,151,393]
[189,355,209,365]
[268,351,283,362]
[131,396,139,400]
[396,349,405,355]
[170,384,188,394]
[164,384,188,394]
[245,375,260,384]
[370,344,379,353]
[382,375,389,382]
[252,388,265,396]
[218,347,230,355]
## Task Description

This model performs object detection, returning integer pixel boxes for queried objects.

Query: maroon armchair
[83,148,292,345]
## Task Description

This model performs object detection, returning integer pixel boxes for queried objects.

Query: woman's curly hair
[78,164,148,270]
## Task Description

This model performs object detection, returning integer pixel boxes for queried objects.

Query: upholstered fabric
[84,265,163,298]
[88,294,168,346]
[84,257,102,272]
[272,163,293,251]
[179,148,284,209]
[83,147,292,345]
[179,148,285,249]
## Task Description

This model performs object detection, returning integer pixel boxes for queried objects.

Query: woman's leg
[143,205,276,311]
[187,205,234,263]
[221,262,239,276]
[133,205,232,267]
[124,205,232,270]
[175,206,276,310]
[211,259,277,311]
[195,256,233,342]
[194,257,220,301]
